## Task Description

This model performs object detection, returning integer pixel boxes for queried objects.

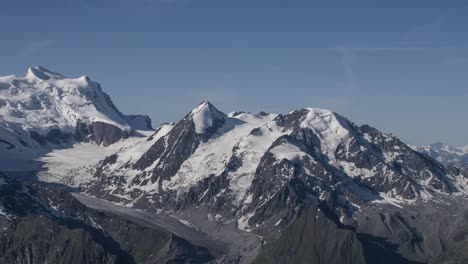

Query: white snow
[227,121,286,203]
[0,66,149,135]
[270,143,307,162]
[237,213,255,232]
[300,108,350,157]
[0,66,156,181]
[36,141,127,184]
[190,102,225,134]
[244,193,253,204]
[174,218,194,228]
[274,219,282,226]
[412,142,468,168]
[64,124,175,192]
[373,191,404,208]
[164,113,277,194]
[0,207,10,218]
[34,126,169,185]
[162,107,396,205]
[337,161,376,179]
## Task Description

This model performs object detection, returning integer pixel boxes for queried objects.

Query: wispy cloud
[17,39,56,58]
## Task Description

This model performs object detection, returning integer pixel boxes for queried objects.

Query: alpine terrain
[413,143,468,170]
[0,67,467,264]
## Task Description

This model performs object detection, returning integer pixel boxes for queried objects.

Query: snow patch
[270,143,307,162]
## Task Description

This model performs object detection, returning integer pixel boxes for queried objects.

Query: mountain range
[0,67,467,264]
[412,143,468,170]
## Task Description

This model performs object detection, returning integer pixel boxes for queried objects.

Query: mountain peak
[303,107,335,115]
[26,65,64,81]
[190,101,213,113]
[0,66,154,143]
[190,101,226,134]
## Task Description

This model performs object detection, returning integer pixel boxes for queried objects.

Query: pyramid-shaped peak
[190,101,226,134]
[191,101,216,113]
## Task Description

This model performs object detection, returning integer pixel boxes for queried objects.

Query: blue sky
[1,0,467,146]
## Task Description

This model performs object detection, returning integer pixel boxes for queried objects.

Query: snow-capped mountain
[78,101,468,263]
[85,102,465,210]
[1,74,468,263]
[413,142,468,169]
[0,66,152,177]
[0,66,152,142]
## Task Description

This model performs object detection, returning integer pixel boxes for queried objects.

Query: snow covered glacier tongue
[83,101,468,263]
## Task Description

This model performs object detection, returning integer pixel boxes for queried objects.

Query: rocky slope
[0,172,214,264]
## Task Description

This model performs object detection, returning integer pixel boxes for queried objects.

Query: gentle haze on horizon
[1,0,467,146]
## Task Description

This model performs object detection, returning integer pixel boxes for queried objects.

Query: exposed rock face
[253,204,367,264]
[29,129,74,146]
[24,120,136,147]
[75,121,135,147]
[0,215,125,264]
[126,115,153,131]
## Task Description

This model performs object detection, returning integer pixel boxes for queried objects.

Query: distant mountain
[0,66,152,177]
[412,142,468,169]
